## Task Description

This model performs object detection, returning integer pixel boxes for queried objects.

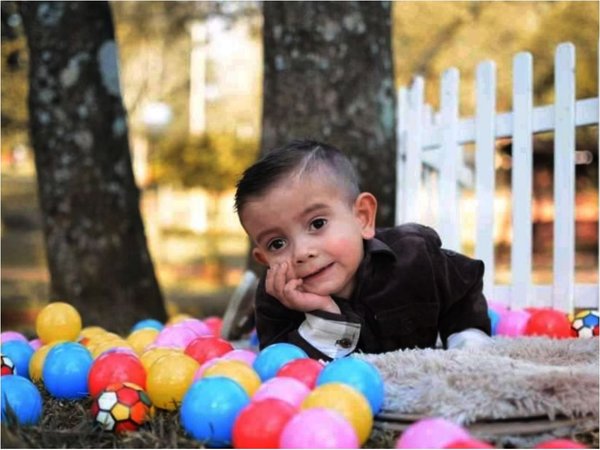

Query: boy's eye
[267,239,286,251]
[310,218,327,230]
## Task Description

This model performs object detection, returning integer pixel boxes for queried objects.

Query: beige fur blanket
[357,337,599,425]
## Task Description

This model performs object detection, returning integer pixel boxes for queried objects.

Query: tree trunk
[19,1,167,333]
[262,1,397,226]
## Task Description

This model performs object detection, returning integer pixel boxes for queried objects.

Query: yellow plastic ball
[91,339,133,359]
[36,302,82,344]
[202,359,261,396]
[302,382,373,444]
[127,328,159,355]
[140,347,180,372]
[79,326,106,339]
[146,353,199,410]
[28,340,65,382]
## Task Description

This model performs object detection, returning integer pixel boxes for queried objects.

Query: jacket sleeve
[254,276,361,361]
[420,226,491,346]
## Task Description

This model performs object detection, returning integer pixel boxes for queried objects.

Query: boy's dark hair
[235,139,360,214]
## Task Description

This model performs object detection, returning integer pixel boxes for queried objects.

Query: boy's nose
[294,245,317,265]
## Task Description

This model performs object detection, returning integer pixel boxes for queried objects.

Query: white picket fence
[396,42,598,314]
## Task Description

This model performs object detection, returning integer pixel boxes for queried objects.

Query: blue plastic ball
[248,329,259,348]
[252,343,308,381]
[488,308,501,336]
[180,377,250,447]
[1,340,34,379]
[131,318,164,333]
[43,342,92,399]
[1,375,43,425]
[316,356,385,414]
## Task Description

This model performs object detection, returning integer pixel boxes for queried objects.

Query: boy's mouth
[302,262,334,282]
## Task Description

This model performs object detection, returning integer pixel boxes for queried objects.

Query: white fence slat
[396,87,408,226]
[439,68,461,251]
[404,77,424,224]
[475,61,497,301]
[511,52,534,309]
[493,283,597,309]
[553,43,576,313]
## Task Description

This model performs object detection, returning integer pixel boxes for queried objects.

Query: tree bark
[262,1,397,226]
[19,1,167,333]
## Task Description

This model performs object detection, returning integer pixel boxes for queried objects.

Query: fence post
[475,61,497,301]
[396,87,408,226]
[553,43,576,313]
[404,77,424,224]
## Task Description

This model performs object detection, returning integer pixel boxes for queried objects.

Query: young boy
[235,139,491,360]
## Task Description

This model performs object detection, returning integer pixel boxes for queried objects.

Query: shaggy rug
[357,337,598,436]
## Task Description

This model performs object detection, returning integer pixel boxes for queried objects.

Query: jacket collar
[364,237,396,261]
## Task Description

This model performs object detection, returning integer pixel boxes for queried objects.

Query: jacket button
[336,338,353,349]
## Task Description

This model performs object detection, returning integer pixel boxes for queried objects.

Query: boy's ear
[354,192,377,239]
[252,247,269,267]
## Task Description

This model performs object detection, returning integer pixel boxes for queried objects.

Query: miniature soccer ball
[1,354,16,376]
[91,382,153,433]
[569,310,599,338]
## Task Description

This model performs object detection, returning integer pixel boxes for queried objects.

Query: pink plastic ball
[487,301,509,314]
[192,358,221,381]
[279,408,359,448]
[29,338,43,351]
[153,324,200,349]
[1,331,28,344]
[496,309,531,337]
[253,376,310,408]
[203,316,223,336]
[179,319,212,337]
[221,349,257,366]
[395,418,471,449]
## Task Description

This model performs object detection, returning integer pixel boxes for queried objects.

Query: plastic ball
[131,319,164,333]
[178,318,212,337]
[43,342,93,399]
[180,377,250,447]
[444,438,494,448]
[193,358,221,381]
[166,313,192,325]
[302,382,373,445]
[29,338,42,351]
[146,352,199,410]
[221,349,257,366]
[524,309,571,338]
[35,301,82,344]
[395,418,471,448]
[90,382,153,433]
[249,329,260,347]
[127,328,159,355]
[279,407,360,449]
[487,309,501,335]
[1,340,34,379]
[253,376,311,408]
[0,331,28,344]
[253,343,308,381]
[232,398,297,448]
[1,354,16,376]
[28,341,65,382]
[276,357,324,389]
[496,309,531,337]
[535,438,587,448]
[153,324,200,349]
[184,336,234,365]
[316,356,385,414]
[202,359,261,396]
[569,309,599,338]
[139,347,179,372]
[91,340,134,359]
[88,351,147,398]
[1,375,43,426]
[203,316,223,336]
[80,326,106,340]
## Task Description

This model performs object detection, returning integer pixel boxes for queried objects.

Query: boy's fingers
[273,263,287,297]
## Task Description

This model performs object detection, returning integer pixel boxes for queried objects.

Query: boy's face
[239,171,377,299]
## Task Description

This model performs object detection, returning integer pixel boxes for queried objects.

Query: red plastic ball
[276,358,324,389]
[184,336,234,365]
[232,398,297,448]
[88,352,147,398]
[203,317,223,337]
[524,309,572,339]
[535,438,587,448]
[445,438,494,448]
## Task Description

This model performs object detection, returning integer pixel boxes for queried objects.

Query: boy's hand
[266,262,341,314]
